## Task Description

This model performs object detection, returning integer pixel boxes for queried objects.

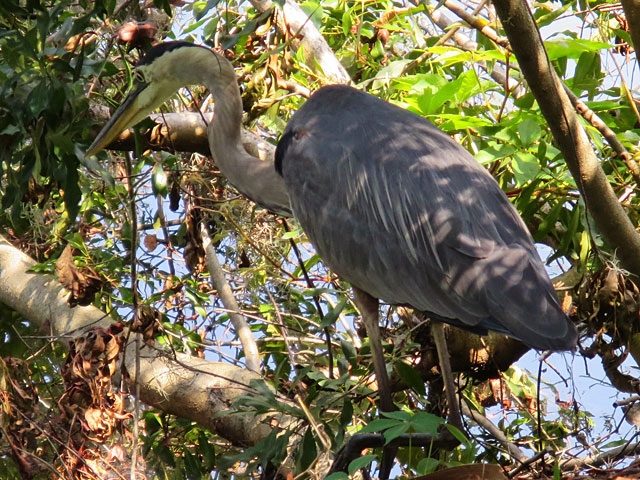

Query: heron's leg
[352,287,393,412]
[352,287,396,480]
[431,320,464,432]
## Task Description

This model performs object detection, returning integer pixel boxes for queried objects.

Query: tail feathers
[482,246,577,351]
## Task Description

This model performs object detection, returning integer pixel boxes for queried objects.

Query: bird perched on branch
[87,40,577,476]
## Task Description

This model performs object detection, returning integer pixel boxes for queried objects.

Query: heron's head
[86,41,213,157]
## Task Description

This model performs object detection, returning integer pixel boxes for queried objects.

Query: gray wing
[277,85,576,351]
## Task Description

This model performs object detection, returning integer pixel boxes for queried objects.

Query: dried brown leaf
[144,234,158,251]
[55,244,104,306]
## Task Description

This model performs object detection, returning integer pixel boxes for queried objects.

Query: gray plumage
[276,85,577,351]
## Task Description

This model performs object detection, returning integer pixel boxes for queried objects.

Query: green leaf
[381,410,412,421]
[518,118,542,146]
[296,428,317,472]
[533,200,563,242]
[371,60,411,89]
[444,423,471,448]
[27,81,50,119]
[382,423,409,444]
[281,228,302,239]
[475,142,517,165]
[63,160,81,221]
[319,295,348,329]
[340,399,353,427]
[412,412,444,434]
[198,432,215,469]
[511,152,539,186]
[534,3,570,27]
[572,51,602,93]
[341,339,358,368]
[348,454,376,475]
[360,418,402,433]
[184,449,201,480]
[418,457,440,475]
[341,9,352,36]
[152,163,169,197]
[394,361,426,396]
[437,114,493,130]
[544,38,610,60]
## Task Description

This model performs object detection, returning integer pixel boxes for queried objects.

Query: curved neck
[190,49,291,215]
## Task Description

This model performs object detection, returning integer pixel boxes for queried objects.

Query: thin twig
[561,438,640,470]
[507,448,552,478]
[124,151,141,480]
[460,400,527,462]
[283,219,334,379]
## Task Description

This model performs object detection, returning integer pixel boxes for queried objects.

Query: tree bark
[89,108,276,162]
[0,235,292,447]
[492,0,640,278]
[250,0,351,85]
[621,0,640,73]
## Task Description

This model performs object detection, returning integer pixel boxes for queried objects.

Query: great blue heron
[87,40,577,456]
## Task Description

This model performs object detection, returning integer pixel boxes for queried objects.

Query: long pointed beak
[86,83,149,157]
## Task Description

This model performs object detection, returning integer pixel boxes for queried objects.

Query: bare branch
[443,0,509,48]
[460,401,527,462]
[561,440,640,470]
[250,0,351,85]
[200,223,261,372]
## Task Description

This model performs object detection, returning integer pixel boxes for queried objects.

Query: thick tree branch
[250,0,351,85]
[0,235,290,446]
[621,0,640,73]
[492,0,640,278]
[90,107,276,162]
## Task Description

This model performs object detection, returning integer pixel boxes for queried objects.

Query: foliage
[1,0,640,479]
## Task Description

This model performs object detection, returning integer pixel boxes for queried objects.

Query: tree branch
[460,401,527,462]
[426,6,526,98]
[250,0,351,85]
[492,0,640,278]
[90,107,277,163]
[0,235,290,446]
[561,440,640,470]
[621,0,640,73]
[200,223,261,372]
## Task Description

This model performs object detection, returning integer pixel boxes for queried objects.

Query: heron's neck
[197,52,244,144]
[192,50,291,215]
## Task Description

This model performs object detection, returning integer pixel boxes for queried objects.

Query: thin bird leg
[431,320,464,432]
[353,287,393,413]
[352,286,396,480]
